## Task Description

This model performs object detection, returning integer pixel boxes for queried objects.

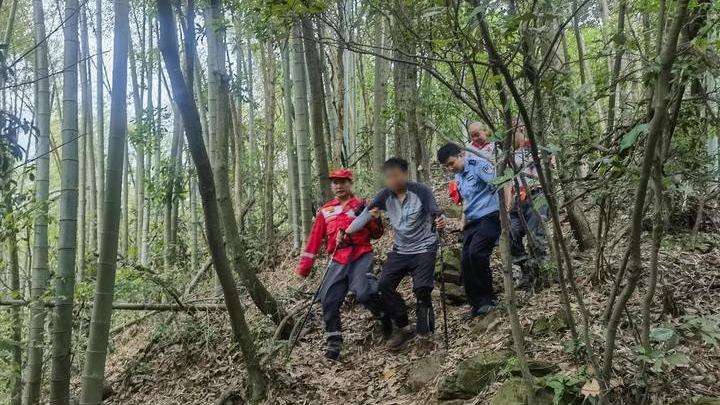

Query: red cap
[328,168,353,181]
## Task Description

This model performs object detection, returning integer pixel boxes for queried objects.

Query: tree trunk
[559,161,596,251]
[570,0,604,134]
[390,4,423,181]
[602,0,689,380]
[84,9,98,259]
[282,41,301,249]
[122,136,129,256]
[95,0,105,246]
[129,46,145,265]
[206,0,290,328]
[317,23,338,163]
[497,163,537,405]
[301,18,331,200]
[22,1,51,402]
[157,1,267,399]
[261,43,277,254]
[79,4,93,279]
[341,0,356,157]
[78,1,130,402]
[371,13,389,187]
[246,38,258,173]
[163,88,182,272]
[205,6,218,169]
[142,20,154,267]
[190,171,200,275]
[232,25,244,219]
[333,0,346,166]
[606,0,627,135]
[392,51,422,180]
[291,22,314,238]
[6,235,22,405]
[49,0,80,401]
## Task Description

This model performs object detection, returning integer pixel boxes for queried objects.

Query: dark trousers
[319,252,383,339]
[510,190,549,262]
[378,250,436,332]
[462,212,501,308]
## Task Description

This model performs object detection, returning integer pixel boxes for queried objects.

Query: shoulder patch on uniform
[482,165,494,174]
[467,159,478,166]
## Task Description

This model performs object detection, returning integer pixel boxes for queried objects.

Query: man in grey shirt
[343,158,445,350]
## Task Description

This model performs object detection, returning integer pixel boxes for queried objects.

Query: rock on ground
[437,351,509,400]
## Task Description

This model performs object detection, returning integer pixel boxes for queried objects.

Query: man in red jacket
[296,169,390,360]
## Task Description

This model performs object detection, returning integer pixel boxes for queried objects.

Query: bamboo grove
[0,0,718,403]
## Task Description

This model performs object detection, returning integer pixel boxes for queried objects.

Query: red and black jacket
[296,196,383,277]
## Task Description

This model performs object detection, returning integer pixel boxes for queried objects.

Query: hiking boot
[387,327,415,351]
[516,272,534,291]
[466,304,496,318]
[416,333,438,352]
[464,307,479,319]
[516,261,538,291]
[416,305,435,336]
[475,304,496,316]
[324,336,343,360]
[378,313,393,339]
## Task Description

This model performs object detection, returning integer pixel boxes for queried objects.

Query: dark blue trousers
[462,211,501,308]
[319,252,383,339]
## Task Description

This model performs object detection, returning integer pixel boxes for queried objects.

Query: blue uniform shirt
[455,153,500,220]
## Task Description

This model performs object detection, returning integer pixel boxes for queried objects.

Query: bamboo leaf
[664,353,690,368]
[620,123,649,150]
[650,326,675,342]
[491,168,514,186]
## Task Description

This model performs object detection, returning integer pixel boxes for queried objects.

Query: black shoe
[324,336,343,360]
[387,327,415,351]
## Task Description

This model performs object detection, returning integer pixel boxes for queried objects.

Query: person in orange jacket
[296,169,391,360]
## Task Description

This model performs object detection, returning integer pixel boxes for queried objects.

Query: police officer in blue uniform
[437,143,501,317]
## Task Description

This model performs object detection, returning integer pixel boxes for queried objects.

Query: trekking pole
[433,216,450,351]
[287,242,340,359]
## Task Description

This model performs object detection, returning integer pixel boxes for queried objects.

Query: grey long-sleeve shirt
[348,182,442,254]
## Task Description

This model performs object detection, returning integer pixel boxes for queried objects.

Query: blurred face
[443,153,465,174]
[330,178,353,199]
[383,167,409,192]
[513,124,527,149]
[470,127,489,145]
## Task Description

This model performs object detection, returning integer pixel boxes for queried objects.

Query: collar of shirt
[327,195,356,207]
[472,140,490,149]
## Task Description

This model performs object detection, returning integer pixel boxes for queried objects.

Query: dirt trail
[101,182,720,404]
